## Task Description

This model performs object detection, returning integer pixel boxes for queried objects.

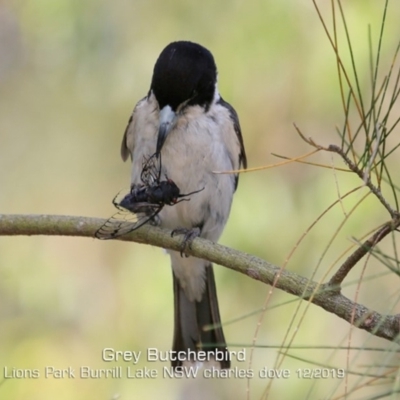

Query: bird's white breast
[129,95,239,242]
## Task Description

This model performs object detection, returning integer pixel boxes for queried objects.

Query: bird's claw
[171,227,201,257]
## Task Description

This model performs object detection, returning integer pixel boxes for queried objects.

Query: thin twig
[327,144,399,218]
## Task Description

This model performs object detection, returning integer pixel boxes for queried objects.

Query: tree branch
[328,218,400,286]
[1,213,400,343]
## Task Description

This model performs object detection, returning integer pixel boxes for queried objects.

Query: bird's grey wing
[120,96,148,162]
[217,97,247,169]
[217,97,247,189]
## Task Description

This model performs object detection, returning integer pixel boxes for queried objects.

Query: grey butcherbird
[121,41,247,369]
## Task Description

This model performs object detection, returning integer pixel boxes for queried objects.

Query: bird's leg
[171,227,201,257]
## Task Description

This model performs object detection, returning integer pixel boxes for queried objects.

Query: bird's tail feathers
[172,263,230,370]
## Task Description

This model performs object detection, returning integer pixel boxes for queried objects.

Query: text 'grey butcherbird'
[120,41,247,370]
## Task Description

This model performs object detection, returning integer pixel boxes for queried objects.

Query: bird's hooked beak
[156,106,177,154]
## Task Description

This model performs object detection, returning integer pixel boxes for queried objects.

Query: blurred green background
[1,0,400,399]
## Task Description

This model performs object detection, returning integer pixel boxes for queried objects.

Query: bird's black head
[150,41,217,112]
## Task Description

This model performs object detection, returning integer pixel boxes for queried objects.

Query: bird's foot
[171,227,201,257]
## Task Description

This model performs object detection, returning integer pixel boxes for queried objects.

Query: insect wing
[95,205,161,240]
[95,210,139,240]
[141,153,162,186]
